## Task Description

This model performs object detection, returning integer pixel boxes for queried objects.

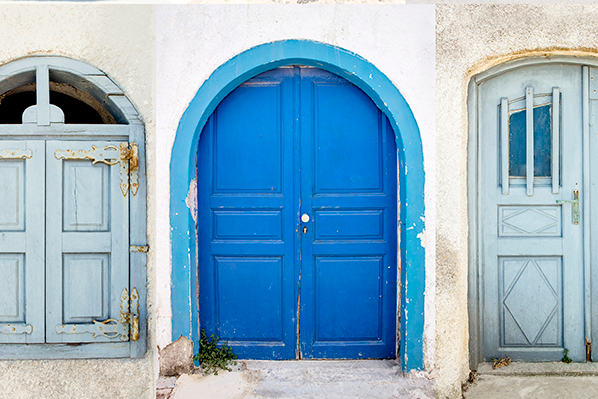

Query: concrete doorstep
[157,360,434,399]
[463,362,598,399]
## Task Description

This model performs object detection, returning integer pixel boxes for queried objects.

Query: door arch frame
[467,54,598,367]
[170,40,426,371]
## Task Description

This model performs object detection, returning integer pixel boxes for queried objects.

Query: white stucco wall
[155,3,435,373]
[436,4,598,399]
[0,5,156,399]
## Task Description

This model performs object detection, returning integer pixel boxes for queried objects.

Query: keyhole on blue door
[303,226,307,234]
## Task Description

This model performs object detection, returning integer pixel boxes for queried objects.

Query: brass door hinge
[130,245,149,253]
[55,287,139,342]
[119,142,139,197]
[55,142,139,197]
[0,149,32,159]
[120,287,140,342]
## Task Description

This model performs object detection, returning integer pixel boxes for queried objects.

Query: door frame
[468,55,598,368]
[169,40,426,371]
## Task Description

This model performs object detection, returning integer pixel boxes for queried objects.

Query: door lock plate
[556,190,580,225]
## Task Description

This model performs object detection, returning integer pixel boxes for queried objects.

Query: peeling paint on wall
[417,229,426,248]
[185,178,198,223]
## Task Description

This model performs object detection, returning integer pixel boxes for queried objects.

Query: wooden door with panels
[197,67,398,360]
[0,57,146,358]
[476,62,592,363]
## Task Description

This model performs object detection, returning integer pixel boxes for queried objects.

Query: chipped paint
[417,229,426,248]
[185,179,197,223]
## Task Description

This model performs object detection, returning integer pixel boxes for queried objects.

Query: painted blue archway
[170,40,426,371]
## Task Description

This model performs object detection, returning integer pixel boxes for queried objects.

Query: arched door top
[0,56,140,125]
[170,40,426,371]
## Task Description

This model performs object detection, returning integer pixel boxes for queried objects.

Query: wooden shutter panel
[0,140,45,343]
[45,140,130,344]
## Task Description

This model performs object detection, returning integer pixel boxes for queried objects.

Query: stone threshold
[477,362,598,376]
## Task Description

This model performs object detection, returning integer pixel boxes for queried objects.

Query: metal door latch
[556,190,580,225]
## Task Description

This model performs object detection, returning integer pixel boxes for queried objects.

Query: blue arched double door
[198,67,397,360]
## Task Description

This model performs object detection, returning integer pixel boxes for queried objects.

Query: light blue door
[198,67,397,360]
[45,141,130,343]
[0,141,45,343]
[479,64,585,361]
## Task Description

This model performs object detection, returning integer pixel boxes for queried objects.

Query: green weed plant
[194,328,238,375]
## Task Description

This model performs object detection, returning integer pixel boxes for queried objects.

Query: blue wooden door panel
[480,64,585,361]
[0,140,45,343]
[299,68,397,359]
[198,68,297,359]
[198,67,397,360]
[45,141,130,344]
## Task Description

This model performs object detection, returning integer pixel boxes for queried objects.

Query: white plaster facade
[0,5,156,398]
[436,4,598,399]
[155,1,435,374]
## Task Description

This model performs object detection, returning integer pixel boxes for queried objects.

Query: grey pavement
[161,360,434,399]
[464,362,598,399]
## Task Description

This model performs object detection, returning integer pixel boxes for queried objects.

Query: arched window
[0,57,146,359]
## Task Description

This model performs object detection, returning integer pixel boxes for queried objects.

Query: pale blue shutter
[45,140,130,344]
[0,140,45,343]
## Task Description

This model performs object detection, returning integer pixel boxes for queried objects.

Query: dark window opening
[0,83,114,124]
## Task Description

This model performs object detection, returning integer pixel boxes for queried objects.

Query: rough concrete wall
[156,4,435,372]
[0,5,156,399]
[435,5,598,399]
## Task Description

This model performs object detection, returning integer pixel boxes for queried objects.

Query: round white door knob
[301,214,310,223]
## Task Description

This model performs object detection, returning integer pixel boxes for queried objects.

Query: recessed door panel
[198,67,397,360]
[214,83,283,193]
[0,161,24,231]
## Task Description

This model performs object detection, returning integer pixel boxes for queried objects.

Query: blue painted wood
[0,140,45,343]
[198,68,297,359]
[171,40,425,370]
[45,141,129,344]
[198,67,396,360]
[299,68,396,359]
[480,64,585,362]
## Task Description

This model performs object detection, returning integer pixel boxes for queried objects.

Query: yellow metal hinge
[55,142,139,197]
[130,245,149,253]
[55,287,139,341]
[120,287,140,342]
[119,142,139,197]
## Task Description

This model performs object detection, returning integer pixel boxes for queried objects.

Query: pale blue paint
[170,40,426,371]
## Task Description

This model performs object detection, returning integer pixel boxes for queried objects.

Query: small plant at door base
[562,348,573,364]
[194,329,237,375]
[490,355,511,370]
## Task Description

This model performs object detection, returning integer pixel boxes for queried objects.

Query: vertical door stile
[526,86,534,196]
[590,66,598,358]
[298,68,314,358]
[582,66,592,345]
[552,88,560,195]
[128,123,147,357]
[500,97,509,195]
[292,67,302,360]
